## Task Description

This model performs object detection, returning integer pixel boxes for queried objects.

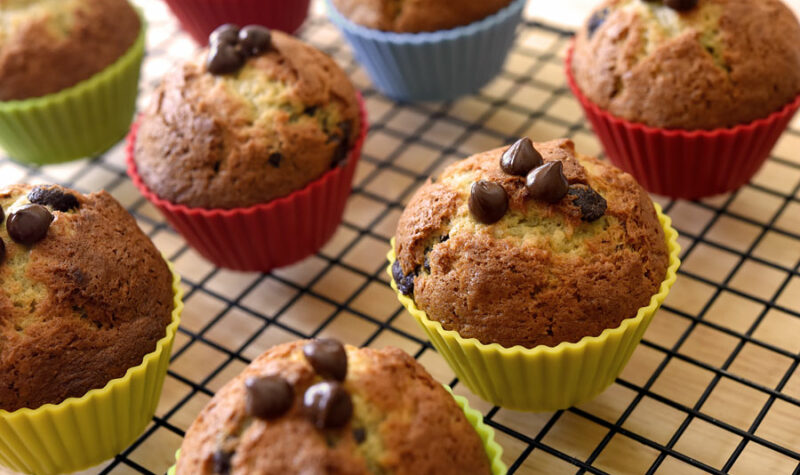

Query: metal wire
[2,5,799,474]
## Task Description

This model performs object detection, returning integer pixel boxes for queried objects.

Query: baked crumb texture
[176,341,492,475]
[0,184,173,412]
[134,31,361,209]
[0,0,140,100]
[572,0,800,129]
[331,0,513,32]
[394,139,670,349]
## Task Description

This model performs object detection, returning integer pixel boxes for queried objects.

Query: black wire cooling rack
[2,1,800,474]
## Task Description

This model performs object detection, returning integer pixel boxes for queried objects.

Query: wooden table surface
[1,1,799,474]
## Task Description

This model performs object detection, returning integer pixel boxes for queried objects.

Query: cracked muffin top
[571,0,800,130]
[0,0,141,101]
[393,138,669,349]
[134,29,361,209]
[331,0,513,32]
[0,184,173,412]
[176,340,491,475]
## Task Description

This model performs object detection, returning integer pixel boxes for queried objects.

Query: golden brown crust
[177,341,491,475]
[332,0,513,32]
[394,139,669,349]
[0,184,173,411]
[0,0,140,101]
[572,0,800,129]
[134,31,361,209]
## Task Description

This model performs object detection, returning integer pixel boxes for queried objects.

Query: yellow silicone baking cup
[0,8,146,165]
[387,203,681,412]
[167,385,506,474]
[0,259,183,475]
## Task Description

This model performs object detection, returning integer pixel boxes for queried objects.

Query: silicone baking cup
[326,0,525,101]
[164,0,311,45]
[0,260,183,475]
[166,386,506,475]
[388,204,681,412]
[0,14,146,165]
[565,43,800,199]
[127,95,367,273]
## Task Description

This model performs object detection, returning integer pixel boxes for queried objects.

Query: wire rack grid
[1,1,800,474]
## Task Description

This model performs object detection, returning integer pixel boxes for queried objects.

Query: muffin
[572,0,800,130]
[389,138,680,410]
[0,184,173,411]
[135,29,360,209]
[175,339,502,474]
[0,184,182,475]
[0,0,146,164]
[163,0,311,45]
[326,0,525,100]
[394,138,669,348]
[331,0,513,32]
[0,0,140,101]
[566,0,800,198]
[128,26,366,271]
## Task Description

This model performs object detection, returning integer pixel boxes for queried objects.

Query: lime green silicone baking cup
[0,14,146,165]
[166,385,506,475]
[0,260,183,475]
[387,203,681,412]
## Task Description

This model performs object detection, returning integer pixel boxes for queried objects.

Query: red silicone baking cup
[164,0,312,45]
[126,94,367,272]
[565,42,800,199]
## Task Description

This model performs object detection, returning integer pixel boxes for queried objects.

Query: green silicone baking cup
[167,385,506,474]
[387,204,681,412]
[0,14,146,165]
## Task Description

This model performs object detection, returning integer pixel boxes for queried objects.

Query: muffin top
[177,340,491,475]
[134,29,361,210]
[0,0,140,101]
[331,0,514,32]
[0,184,173,411]
[393,138,669,349]
[571,0,800,130]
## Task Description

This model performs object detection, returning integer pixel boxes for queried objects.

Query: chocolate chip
[423,255,430,273]
[207,42,245,75]
[268,152,282,168]
[245,375,294,420]
[0,206,4,223]
[27,186,79,212]
[500,138,543,176]
[239,25,272,57]
[330,121,352,167]
[392,260,414,296]
[303,381,353,430]
[526,161,569,204]
[440,234,449,243]
[0,238,5,265]
[212,450,232,475]
[568,186,607,222]
[304,106,318,116]
[587,8,609,37]
[353,427,367,444]
[210,24,240,46]
[303,339,348,381]
[469,180,508,225]
[665,0,698,11]
[7,204,53,246]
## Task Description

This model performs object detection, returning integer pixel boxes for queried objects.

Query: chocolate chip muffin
[393,138,670,349]
[134,27,361,209]
[0,184,174,412]
[571,0,800,129]
[331,0,513,32]
[0,0,141,101]
[176,340,492,474]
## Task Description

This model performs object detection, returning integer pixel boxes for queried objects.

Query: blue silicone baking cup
[326,0,526,102]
